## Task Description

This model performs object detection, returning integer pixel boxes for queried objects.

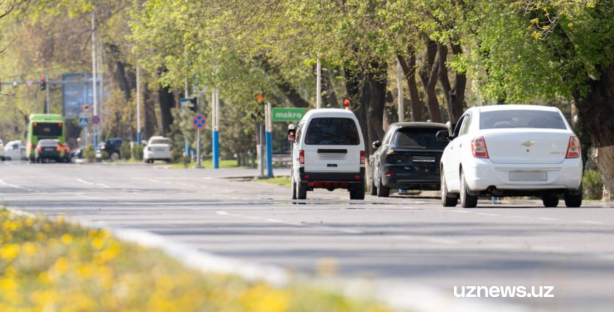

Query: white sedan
[144,136,173,163]
[438,105,582,208]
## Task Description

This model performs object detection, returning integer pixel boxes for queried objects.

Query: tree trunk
[144,83,157,140]
[418,40,444,122]
[316,65,339,107]
[344,65,371,155]
[366,60,387,145]
[397,52,423,121]
[259,57,310,108]
[574,61,614,201]
[437,43,453,122]
[449,43,467,123]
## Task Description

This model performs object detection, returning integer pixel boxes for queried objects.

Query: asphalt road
[1,161,613,311]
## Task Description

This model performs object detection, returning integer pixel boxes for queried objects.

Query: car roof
[149,136,170,140]
[302,108,357,120]
[390,122,448,129]
[472,104,561,113]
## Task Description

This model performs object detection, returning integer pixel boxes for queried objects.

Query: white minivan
[288,109,366,200]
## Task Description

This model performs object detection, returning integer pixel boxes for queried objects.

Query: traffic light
[343,97,351,110]
[256,94,264,104]
[188,97,197,112]
[40,78,46,91]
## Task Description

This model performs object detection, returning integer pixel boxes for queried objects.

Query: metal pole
[266,102,274,178]
[316,57,321,109]
[91,12,99,149]
[396,59,404,122]
[212,88,220,169]
[196,92,203,169]
[259,123,265,177]
[98,36,104,122]
[136,61,141,146]
[45,73,50,114]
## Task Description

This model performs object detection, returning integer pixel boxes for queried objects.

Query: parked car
[0,140,5,161]
[3,140,26,161]
[144,136,173,163]
[289,109,366,200]
[69,145,88,162]
[96,138,123,160]
[438,105,583,208]
[35,139,63,163]
[369,122,449,197]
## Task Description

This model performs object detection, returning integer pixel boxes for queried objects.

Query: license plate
[509,171,547,181]
[44,148,55,151]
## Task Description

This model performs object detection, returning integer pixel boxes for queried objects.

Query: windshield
[305,118,360,145]
[393,127,449,150]
[33,123,63,136]
[480,110,567,130]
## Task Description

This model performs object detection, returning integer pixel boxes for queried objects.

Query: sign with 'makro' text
[272,108,309,122]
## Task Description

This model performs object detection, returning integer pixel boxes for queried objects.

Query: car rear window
[151,139,171,145]
[33,123,62,136]
[480,110,567,130]
[393,127,449,150]
[305,118,360,145]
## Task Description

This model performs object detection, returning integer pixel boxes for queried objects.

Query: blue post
[94,133,98,151]
[136,132,141,146]
[212,130,219,169]
[266,131,273,177]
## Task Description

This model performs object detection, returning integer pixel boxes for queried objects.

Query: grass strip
[255,177,292,187]
[0,208,392,312]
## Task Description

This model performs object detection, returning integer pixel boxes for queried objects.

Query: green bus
[26,114,68,162]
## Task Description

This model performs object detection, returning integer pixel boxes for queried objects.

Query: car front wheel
[376,174,390,197]
[542,194,559,207]
[441,170,458,207]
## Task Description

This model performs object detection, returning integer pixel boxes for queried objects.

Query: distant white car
[438,105,583,208]
[0,140,4,161]
[144,136,173,163]
[3,140,26,161]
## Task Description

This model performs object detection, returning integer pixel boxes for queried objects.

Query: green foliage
[120,141,131,160]
[583,170,603,200]
[132,144,143,161]
[83,144,95,161]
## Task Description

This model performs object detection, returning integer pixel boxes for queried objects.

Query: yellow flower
[54,257,70,275]
[61,234,73,245]
[0,244,20,260]
[22,242,37,256]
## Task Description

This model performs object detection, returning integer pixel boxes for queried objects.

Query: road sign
[272,108,309,122]
[78,117,89,128]
[79,111,92,119]
[81,103,92,112]
[193,114,206,129]
[92,115,100,125]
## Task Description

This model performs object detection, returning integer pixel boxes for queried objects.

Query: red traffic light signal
[343,98,350,110]
[256,94,264,103]
[40,78,46,91]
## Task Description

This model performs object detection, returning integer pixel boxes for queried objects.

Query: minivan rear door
[302,117,362,172]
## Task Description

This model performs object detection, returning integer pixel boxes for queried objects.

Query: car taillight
[37,146,41,152]
[566,136,581,158]
[299,150,304,165]
[62,143,66,148]
[56,146,61,152]
[360,150,365,165]
[30,143,34,150]
[147,147,151,151]
[471,136,489,158]
[66,148,71,153]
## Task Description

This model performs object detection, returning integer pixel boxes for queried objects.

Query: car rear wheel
[542,194,559,208]
[460,170,478,208]
[565,186,582,208]
[441,171,458,207]
[297,182,307,200]
[110,152,120,161]
[376,175,390,197]
[291,174,297,200]
[369,176,377,196]
[350,183,365,200]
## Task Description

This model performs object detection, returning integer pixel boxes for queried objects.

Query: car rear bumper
[463,158,582,192]
[144,151,172,160]
[37,151,61,159]
[381,165,440,189]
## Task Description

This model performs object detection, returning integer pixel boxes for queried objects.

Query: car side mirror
[372,140,381,149]
[287,124,296,142]
[436,130,451,141]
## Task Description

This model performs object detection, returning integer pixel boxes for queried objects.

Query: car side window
[453,115,466,137]
[383,128,395,145]
[459,114,472,136]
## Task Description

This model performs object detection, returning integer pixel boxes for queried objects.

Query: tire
[369,176,377,196]
[460,170,478,208]
[297,182,307,200]
[565,187,583,208]
[291,173,297,200]
[350,183,365,200]
[542,194,559,208]
[376,175,390,197]
[441,171,458,207]
[111,152,120,161]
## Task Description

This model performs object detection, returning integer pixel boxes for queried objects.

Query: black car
[96,138,123,160]
[369,122,449,197]
[35,139,63,163]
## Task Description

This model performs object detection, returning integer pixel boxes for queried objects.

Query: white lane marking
[149,179,160,183]
[79,195,99,200]
[536,217,558,221]
[266,219,283,223]
[202,186,208,189]
[340,229,364,234]
[216,211,229,215]
[76,178,94,185]
[96,183,110,188]
[476,213,499,217]
[579,220,603,225]
[0,178,32,191]
[450,210,472,214]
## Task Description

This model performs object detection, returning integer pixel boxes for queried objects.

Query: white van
[288,109,366,200]
[2,140,25,161]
